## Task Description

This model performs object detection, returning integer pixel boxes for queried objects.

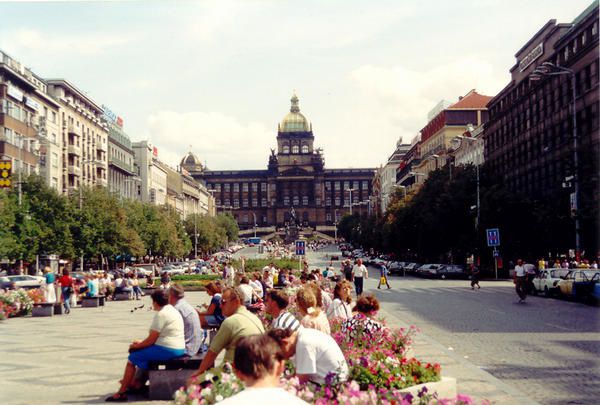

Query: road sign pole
[493,247,498,280]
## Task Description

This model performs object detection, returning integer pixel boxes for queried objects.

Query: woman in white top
[326,281,353,320]
[106,290,185,402]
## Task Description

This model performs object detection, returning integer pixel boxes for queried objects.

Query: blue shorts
[128,345,185,370]
[204,315,223,328]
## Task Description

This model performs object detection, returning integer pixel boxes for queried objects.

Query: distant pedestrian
[377,263,391,289]
[342,260,354,282]
[43,266,57,303]
[514,259,527,303]
[352,259,368,296]
[470,264,480,290]
[58,269,74,314]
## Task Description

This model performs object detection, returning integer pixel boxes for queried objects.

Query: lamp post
[346,188,356,215]
[334,209,339,241]
[530,61,580,258]
[251,212,257,238]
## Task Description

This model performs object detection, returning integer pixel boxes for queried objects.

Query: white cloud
[146,110,274,171]
[0,28,139,56]
[319,57,506,168]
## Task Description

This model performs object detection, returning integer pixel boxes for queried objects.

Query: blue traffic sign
[486,228,501,247]
[295,240,306,256]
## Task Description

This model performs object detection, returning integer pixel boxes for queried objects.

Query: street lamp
[251,212,257,238]
[345,188,356,215]
[455,135,482,231]
[334,209,339,241]
[530,61,581,258]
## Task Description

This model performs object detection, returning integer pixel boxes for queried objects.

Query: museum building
[181,94,376,230]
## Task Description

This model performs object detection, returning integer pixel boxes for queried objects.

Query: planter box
[398,376,456,399]
[114,292,132,301]
[32,303,54,317]
[82,297,100,308]
[54,303,64,315]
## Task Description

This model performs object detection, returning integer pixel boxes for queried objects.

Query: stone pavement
[0,293,212,405]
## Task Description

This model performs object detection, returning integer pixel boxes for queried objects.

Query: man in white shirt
[514,259,527,303]
[218,334,308,404]
[352,259,368,296]
[268,327,348,385]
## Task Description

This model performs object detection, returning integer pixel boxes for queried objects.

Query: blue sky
[0,0,592,170]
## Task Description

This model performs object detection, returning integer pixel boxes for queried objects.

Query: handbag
[66,286,74,294]
[380,276,387,284]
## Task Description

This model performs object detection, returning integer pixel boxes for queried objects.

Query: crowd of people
[104,258,387,402]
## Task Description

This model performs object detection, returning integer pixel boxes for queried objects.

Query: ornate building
[182,94,376,230]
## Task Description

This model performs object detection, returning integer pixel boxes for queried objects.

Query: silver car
[3,275,45,289]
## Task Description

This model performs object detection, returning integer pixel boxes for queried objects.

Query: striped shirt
[272,311,300,331]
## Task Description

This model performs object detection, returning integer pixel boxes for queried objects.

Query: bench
[54,303,64,315]
[148,354,205,400]
[82,295,106,307]
[114,292,132,301]
[32,303,54,317]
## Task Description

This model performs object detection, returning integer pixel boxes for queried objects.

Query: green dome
[280,93,311,132]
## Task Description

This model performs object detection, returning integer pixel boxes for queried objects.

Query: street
[305,245,600,405]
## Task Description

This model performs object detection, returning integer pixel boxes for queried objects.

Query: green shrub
[171,274,221,281]
[232,258,301,272]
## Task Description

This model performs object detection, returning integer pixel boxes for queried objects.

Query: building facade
[485,4,599,252]
[0,50,64,192]
[46,79,109,194]
[379,137,411,213]
[183,94,376,230]
[132,141,167,205]
[103,106,138,200]
[412,90,492,185]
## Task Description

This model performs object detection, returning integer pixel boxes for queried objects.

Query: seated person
[268,326,348,385]
[238,276,260,306]
[265,289,300,331]
[106,290,185,402]
[160,272,171,290]
[196,282,225,329]
[218,334,308,404]
[188,287,265,384]
[296,288,330,335]
[146,273,155,288]
[114,273,132,295]
[86,275,98,297]
[341,294,385,339]
[169,285,202,356]
[326,281,353,320]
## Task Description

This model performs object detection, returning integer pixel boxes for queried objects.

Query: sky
[0,0,593,170]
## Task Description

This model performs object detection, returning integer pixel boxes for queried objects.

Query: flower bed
[0,288,38,319]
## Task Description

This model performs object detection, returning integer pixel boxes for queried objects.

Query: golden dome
[280,93,311,132]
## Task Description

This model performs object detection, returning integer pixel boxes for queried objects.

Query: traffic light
[0,160,12,188]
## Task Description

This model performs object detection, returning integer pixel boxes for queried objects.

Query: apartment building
[46,79,108,195]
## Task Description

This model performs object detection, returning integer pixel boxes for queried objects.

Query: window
[344,181,349,190]
[283,145,290,154]
[252,183,258,192]
[292,145,299,154]
[326,199,331,206]
[301,145,309,153]
[233,199,239,208]
[242,199,248,207]
[283,196,290,206]
[593,21,598,36]
[344,198,350,207]
[224,198,230,206]
[233,183,239,192]
[242,183,248,192]
[261,182,267,191]
[252,198,258,207]
[242,214,248,223]
[52,152,58,168]
[302,196,308,205]
[335,198,341,206]
[216,199,221,206]
[325,182,331,191]
[261,198,267,207]
[326,213,332,222]
[334,182,340,191]
[315,197,321,206]
[293,196,299,206]
[353,181,359,189]
[223,184,230,192]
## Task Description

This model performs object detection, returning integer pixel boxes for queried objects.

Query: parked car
[438,264,468,279]
[416,264,445,278]
[0,276,16,290]
[133,264,158,276]
[404,263,422,275]
[2,275,45,289]
[532,268,570,297]
[161,265,185,275]
[557,270,599,302]
[387,261,404,275]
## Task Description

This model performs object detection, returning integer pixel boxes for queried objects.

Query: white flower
[204,372,214,382]
[215,395,224,402]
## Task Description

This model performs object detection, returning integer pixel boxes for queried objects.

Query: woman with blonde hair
[296,288,330,334]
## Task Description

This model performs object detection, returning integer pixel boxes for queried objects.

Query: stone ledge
[398,376,457,399]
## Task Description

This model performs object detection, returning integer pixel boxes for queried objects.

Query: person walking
[342,260,354,282]
[43,267,57,303]
[514,259,527,303]
[352,259,368,296]
[470,264,481,290]
[377,262,391,289]
[58,269,74,314]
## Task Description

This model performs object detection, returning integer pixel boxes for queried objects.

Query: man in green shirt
[188,287,265,384]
